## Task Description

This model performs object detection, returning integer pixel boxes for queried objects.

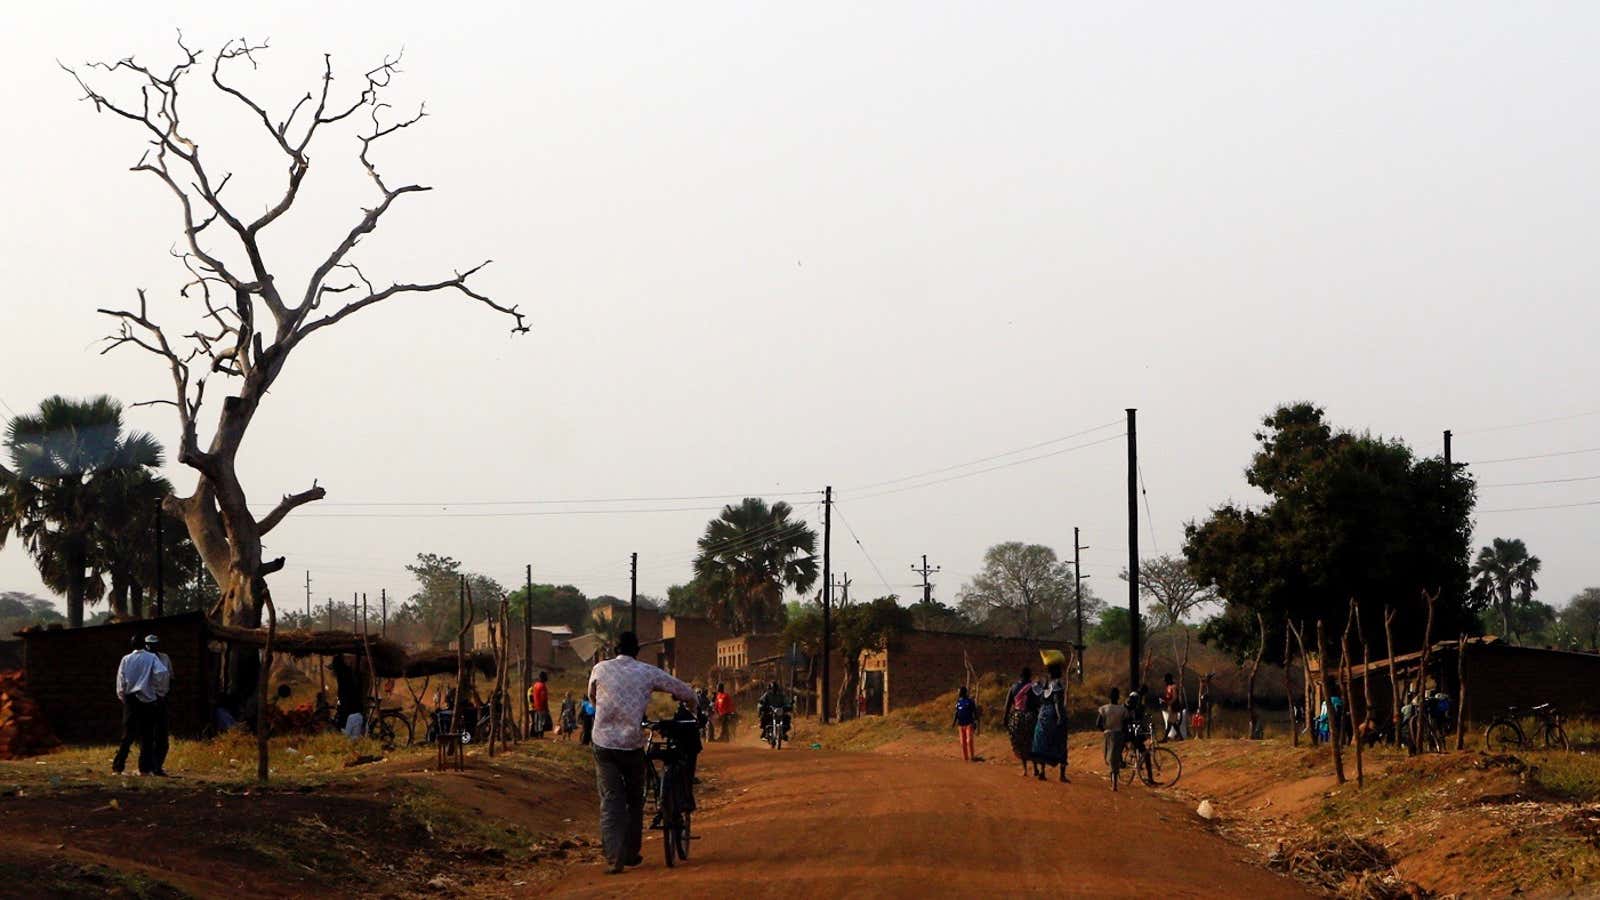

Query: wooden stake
[1455,632,1468,751]
[1284,617,1298,747]
[1287,620,1312,745]
[1318,620,1345,784]
[1342,600,1363,788]
[1383,605,1400,748]
[1246,612,1265,739]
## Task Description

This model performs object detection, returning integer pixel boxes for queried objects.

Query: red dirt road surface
[541,742,1310,898]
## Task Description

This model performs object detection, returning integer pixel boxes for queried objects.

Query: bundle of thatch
[206,623,495,679]
[0,671,59,759]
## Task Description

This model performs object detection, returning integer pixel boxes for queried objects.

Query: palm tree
[1470,537,1542,642]
[692,498,819,635]
[0,396,164,626]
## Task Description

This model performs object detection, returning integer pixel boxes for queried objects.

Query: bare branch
[258,480,326,535]
[97,290,211,469]
[297,261,527,339]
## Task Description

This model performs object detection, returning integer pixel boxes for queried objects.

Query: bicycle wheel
[1142,746,1182,787]
[371,714,397,750]
[676,812,692,861]
[1119,742,1141,785]
[1484,720,1524,752]
[662,809,677,868]
[1547,724,1571,752]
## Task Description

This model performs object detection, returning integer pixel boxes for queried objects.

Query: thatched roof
[207,624,496,679]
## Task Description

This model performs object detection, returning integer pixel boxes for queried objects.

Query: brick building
[660,615,731,684]
[19,612,213,743]
[859,629,1064,715]
[716,633,779,671]
[1334,636,1600,728]
[467,622,568,670]
[591,602,663,645]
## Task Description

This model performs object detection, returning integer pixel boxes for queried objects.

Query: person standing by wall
[112,635,164,775]
[587,631,697,875]
[953,685,979,762]
[145,635,172,777]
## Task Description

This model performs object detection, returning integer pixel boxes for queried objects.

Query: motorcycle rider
[758,681,792,744]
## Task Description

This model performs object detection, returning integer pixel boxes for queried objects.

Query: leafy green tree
[1185,403,1476,658]
[1469,538,1542,643]
[0,396,165,626]
[395,553,505,643]
[692,498,819,635]
[956,542,1093,640]
[1089,605,1147,646]
[504,583,589,632]
[1560,588,1600,651]
[0,591,66,634]
[909,597,974,632]
[1482,598,1558,647]
[667,581,711,618]
[833,596,913,720]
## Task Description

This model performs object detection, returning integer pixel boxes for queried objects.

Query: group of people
[113,634,172,776]
[998,651,1072,782]
[525,670,595,743]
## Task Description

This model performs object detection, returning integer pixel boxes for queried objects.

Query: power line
[1466,446,1600,465]
[291,504,733,519]
[1137,460,1159,554]
[831,502,895,598]
[1479,473,1600,488]
[1479,498,1600,514]
[1458,409,1600,435]
[848,432,1126,501]
[843,419,1123,492]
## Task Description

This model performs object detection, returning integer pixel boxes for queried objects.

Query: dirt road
[542,741,1309,898]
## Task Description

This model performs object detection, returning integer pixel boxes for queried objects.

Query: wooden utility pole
[1444,429,1453,468]
[833,573,852,608]
[1319,620,1346,784]
[629,552,638,632]
[822,485,833,724]
[1127,409,1141,693]
[304,572,312,625]
[380,588,387,636]
[153,497,165,617]
[1074,527,1089,679]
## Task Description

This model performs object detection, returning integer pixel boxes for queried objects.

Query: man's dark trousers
[593,746,647,866]
[111,697,155,773]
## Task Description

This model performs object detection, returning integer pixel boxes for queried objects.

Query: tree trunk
[1342,605,1363,788]
[108,565,131,619]
[256,592,276,783]
[1413,590,1437,753]
[66,543,88,628]
[1318,620,1345,784]
[130,581,144,619]
[1246,613,1264,739]
[835,654,860,722]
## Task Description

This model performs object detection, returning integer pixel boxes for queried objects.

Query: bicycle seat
[1531,703,1551,712]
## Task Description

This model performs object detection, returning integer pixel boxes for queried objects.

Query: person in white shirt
[112,634,169,775]
[586,631,697,875]
[146,635,173,775]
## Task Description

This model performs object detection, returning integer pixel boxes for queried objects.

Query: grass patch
[1529,752,1600,802]
[0,858,189,899]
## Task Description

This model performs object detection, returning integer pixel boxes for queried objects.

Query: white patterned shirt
[586,654,697,751]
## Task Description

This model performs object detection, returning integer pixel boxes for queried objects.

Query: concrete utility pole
[1127,408,1141,694]
[1074,527,1090,680]
[822,486,833,724]
[832,573,852,608]
[911,555,941,609]
[629,552,638,632]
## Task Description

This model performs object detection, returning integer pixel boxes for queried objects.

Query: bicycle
[1119,721,1182,788]
[1484,703,1570,752]
[643,719,697,867]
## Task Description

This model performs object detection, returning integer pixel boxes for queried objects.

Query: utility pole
[832,573,852,608]
[524,564,534,739]
[153,498,165,618]
[380,588,387,636]
[630,552,638,632]
[1127,408,1141,694]
[911,555,940,608]
[822,486,833,724]
[1074,527,1091,681]
[458,574,466,645]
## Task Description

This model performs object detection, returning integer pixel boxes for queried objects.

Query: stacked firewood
[0,671,60,759]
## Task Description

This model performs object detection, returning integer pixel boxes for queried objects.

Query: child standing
[558,692,577,741]
[954,685,979,762]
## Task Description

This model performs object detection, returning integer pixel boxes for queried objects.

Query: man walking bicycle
[587,631,697,875]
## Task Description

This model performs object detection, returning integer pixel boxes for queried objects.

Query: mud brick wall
[883,631,1061,713]
[1463,645,1600,728]
[21,613,211,744]
[663,616,729,684]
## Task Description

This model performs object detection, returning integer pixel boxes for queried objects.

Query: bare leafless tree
[62,37,526,696]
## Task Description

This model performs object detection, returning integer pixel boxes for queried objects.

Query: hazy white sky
[3,3,1598,617]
